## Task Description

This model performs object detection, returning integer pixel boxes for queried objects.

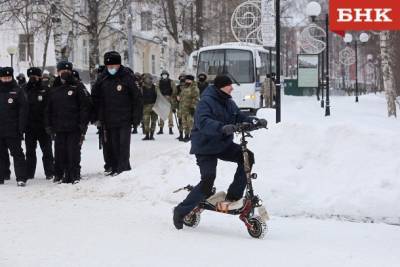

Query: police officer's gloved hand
[80,124,88,135]
[222,124,237,136]
[45,127,55,140]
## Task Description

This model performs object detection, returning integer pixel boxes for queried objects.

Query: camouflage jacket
[177,82,200,112]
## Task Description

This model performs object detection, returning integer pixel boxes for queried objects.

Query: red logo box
[330,0,400,31]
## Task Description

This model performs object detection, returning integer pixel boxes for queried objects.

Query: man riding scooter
[173,75,267,230]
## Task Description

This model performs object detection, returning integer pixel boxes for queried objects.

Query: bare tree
[380,31,397,117]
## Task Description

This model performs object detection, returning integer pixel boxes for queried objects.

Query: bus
[188,42,276,114]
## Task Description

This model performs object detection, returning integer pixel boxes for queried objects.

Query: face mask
[108,68,117,75]
[29,77,39,84]
[161,74,168,79]
[199,77,206,82]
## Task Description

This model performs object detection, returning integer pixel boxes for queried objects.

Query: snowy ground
[1,93,399,267]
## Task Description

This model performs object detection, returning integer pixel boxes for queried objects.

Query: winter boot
[177,131,184,141]
[150,131,155,140]
[169,127,174,135]
[132,127,138,134]
[142,133,150,141]
[157,128,163,135]
[183,134,190,143]
[17,181,26,187]
[46,175,54,180]
[53,176,62,183]
[173,207,184,230]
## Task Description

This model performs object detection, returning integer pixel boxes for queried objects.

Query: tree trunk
[195,0,204,48]
[41,17,52,71]
[51,0,64,62]
[88,0,100,84]
[380,31,397,117]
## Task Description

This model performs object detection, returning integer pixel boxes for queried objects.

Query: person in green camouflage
[141,73,159,141]
[177,74,200,142]
[172,73,187,140]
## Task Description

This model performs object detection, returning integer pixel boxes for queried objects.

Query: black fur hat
[0,67,14,77]
[27,67,42,77]
[104,51,121,65]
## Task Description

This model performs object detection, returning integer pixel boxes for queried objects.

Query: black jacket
[0,80,28,138]
[45,77,91,133]
[142,84,157,105]
[25,81,50,133]
[92,65,143,128]
[159,79,173,96]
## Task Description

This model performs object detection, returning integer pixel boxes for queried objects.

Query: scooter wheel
[247,216,267,239]
[183,211,201,228]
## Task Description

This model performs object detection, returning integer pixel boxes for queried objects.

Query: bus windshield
[198,49,254,84]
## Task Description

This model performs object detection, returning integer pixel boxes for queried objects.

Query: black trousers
[0,145,11,179]
[0,137,27,182]
[25,130,55,178]
[101,128,112,171]
[54,131,81,183]
[175,143,247,217]
[108,126,132,173]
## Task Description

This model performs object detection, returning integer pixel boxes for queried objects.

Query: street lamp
[306,1,330,116]
[7,46,18,69]
[343,32,369,102]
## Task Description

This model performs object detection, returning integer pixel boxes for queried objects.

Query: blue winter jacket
[190,85,253,155]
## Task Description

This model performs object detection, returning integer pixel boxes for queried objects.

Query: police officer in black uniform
[0,67,28,186]
[45,61,91,184]
[25,67,55,180]
[91,65,113,173]
[93,51,143,176]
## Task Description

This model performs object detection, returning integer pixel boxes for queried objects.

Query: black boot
[157,128,163,135]
[150,131,155,140]
[142,133,150,140]
[177,131,183,141]
[169,127,174,135]
[132,127,138,134]
[173,208,183,230]
[183,134,190,143]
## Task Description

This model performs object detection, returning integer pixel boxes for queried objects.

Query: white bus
[188,42,276,114]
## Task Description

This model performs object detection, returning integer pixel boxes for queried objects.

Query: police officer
[94,51,143,176]
[157,70,177,135]
[177,74,200,142]
[92,65,113,173]
[141,73,158,141]
[0,67,28,186]
[25,67,55,180]
[45,61,91,184]
[197,72,209,96]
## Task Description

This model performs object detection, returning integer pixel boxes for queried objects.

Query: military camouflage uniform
[141,74,159,140]
[178,82,200,137]
[261,77,276,108]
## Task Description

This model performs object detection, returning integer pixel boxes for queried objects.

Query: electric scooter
[174,122,269,239]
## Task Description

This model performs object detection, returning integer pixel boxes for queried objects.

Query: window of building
[82,39,88,65]
[141,11,152,31]
[151,55,156,74]
[18,34,34,62]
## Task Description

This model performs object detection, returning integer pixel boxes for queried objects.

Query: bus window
[225,49,254,83]
[198,50,224,79]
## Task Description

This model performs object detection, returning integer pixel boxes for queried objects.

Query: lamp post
[7,46,18,69]
[275,0,281,123]
[306,1,330,116]
[343,32,369,102]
